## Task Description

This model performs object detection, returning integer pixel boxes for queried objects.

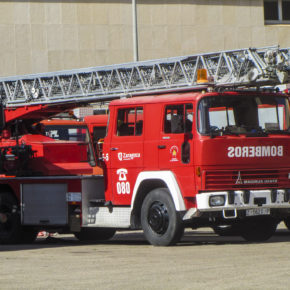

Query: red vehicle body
[0,88,290,246]
[41,117,108,175]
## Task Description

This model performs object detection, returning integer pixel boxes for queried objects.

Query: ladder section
[0,46,289,108]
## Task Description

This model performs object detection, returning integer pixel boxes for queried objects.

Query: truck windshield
[44,125,87,141]
[198,94,290,136]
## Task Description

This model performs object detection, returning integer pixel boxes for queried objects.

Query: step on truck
[0,46,290,246]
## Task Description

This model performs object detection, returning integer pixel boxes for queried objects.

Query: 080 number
[116,182,130,194]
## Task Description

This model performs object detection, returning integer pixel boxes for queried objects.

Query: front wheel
[239,217,278,242]
[74,228,116,242]
[141,188,184,246]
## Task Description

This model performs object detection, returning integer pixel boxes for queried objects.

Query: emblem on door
[170,145,179,162]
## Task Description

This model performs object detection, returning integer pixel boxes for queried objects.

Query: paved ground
[1,224,290,290]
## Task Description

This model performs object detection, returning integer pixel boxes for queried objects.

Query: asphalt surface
[1,224,290,290]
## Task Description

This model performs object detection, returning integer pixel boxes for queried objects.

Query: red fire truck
[0,46,289,246]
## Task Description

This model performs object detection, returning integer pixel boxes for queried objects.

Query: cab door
[158,103,194,197]
[108,106,144,205]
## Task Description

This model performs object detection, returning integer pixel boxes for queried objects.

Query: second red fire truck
[0,46,289,246]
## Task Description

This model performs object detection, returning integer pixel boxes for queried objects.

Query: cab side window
[164,104,193,134]
[116,107,143,136]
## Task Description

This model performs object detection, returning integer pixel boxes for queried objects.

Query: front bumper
[183,189,290,221]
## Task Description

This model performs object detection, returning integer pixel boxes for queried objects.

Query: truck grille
[204,169,290,190]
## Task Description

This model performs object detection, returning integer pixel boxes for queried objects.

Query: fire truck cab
[97,89,290,245]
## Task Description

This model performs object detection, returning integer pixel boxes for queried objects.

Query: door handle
[110,147,119,151]
[158,145,166,149]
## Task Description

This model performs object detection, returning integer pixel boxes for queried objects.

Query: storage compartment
[21,183,67,225]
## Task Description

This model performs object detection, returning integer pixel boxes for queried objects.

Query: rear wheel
[141,188,184,246]
[21,228,38,243]
[0,192,37,244]
[74,228,116,242]
[239,217,278,242]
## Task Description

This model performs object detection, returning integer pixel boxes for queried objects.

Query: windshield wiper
[209,126,239,138]
[246,132,268,137]
[265,129,290,135]
[222,126,240,136]
[209,127,222,138]
[245,127,268,137]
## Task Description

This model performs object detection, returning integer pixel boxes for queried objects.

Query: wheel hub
[148,201,169,234]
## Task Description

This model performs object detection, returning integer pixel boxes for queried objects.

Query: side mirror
[185,132,193,141]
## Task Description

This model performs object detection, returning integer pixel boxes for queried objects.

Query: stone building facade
[0,0,289,76]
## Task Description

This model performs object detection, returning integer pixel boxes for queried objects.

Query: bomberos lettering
[228,146,283,158]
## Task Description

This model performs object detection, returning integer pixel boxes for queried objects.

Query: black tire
[239,217,278,242]
[21,227,38,243]
[284,217,290,230]
[141,188,184,246]
[212,224,241,236]
[0,192,37,244]
[74,228,116,242]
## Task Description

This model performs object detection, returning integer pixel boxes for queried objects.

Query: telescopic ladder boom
[0,46,289,108]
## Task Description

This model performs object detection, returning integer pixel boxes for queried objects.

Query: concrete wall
[0,0,289,77]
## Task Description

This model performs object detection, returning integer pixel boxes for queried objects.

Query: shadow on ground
[1,227,290,252]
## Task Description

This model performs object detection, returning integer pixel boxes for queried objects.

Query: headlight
[209,195,225,207]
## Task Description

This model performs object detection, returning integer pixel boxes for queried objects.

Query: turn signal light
[196,166,201,177]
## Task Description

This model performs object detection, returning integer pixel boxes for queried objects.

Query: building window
[264,0,290,24]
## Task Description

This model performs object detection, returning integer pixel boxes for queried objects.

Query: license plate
[246,208,270,217]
